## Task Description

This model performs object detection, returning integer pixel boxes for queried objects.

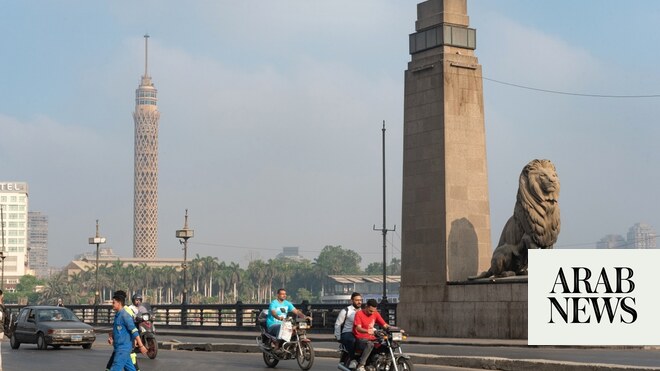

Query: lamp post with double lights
[88,220,106,323]
[176,210,193,325]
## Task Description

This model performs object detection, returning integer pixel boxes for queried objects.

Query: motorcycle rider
[266,288,308,350]
[334,292,362,369]
[353,299,389,371]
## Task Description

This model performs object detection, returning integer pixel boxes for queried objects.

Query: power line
[482,76,660,98]
[191,241,384,255]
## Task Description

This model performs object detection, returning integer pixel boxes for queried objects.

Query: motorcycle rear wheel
[296,342,314,370]
[146,337,158,359]
[263,352,279,368]
[395,357,414,371]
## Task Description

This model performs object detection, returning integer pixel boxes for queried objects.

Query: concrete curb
[158,341,660,371]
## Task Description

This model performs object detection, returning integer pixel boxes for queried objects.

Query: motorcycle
[134,305,157,359]
[338,327,413,371]
[256,309,315,370]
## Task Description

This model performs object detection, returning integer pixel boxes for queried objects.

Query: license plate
[71,335,82,342]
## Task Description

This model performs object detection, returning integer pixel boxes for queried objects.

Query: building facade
[133,35,160,259]
[321,275,401,304]
[0,182,29,290]
[275,246,305,261]
[28,211,49,278]
[626,223,656,249]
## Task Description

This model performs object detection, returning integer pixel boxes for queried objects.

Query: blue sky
[2,1,659,267]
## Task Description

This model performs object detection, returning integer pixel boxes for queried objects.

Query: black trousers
[340,332,356,358]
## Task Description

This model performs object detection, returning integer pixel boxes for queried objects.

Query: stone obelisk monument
[398,0,522,338]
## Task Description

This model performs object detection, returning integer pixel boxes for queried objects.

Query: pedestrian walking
[107,290,147,371]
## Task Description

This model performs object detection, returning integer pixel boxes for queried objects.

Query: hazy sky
[2,1,659,268]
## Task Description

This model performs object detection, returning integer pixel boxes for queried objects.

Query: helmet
[132,293,143,304]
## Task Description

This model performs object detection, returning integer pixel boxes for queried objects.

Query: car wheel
[82,343,92,350]
[36,333,47,350]
[10,334,20,349]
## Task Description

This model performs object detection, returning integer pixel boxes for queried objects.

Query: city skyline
[2,1,660,267]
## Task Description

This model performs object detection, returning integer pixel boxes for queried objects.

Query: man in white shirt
[334,292,362,368]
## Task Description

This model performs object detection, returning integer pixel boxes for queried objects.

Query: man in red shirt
[352,299,389,371]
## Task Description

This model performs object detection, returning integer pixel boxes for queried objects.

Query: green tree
[312,245,361,297]
[364,258,402,275]
[314,245,362,275]
[387,258,402,275]
[365,262,383,275]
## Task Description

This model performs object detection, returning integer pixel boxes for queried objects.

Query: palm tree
[201,256,219,298]
[40,272,69,304]
[228,262,242,302]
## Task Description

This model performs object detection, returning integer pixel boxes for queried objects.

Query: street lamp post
[176,209,194,325]
[88,220,106,323]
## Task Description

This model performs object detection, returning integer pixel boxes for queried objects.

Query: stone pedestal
[403,279,528,339]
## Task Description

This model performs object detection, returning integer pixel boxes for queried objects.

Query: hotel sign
[0,182,28,193]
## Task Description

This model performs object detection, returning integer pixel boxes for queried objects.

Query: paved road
[157,334,660,369]
[0,340,482,371]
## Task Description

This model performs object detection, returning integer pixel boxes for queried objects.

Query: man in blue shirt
[266,288,307,346]
[108,291,147,371]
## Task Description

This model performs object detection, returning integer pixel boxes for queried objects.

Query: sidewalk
[143,328,660,371]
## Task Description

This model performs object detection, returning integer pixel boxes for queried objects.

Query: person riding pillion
[129,293,149,316]
[334,292,363,368]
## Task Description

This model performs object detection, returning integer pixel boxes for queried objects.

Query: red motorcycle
[338,327,413,371]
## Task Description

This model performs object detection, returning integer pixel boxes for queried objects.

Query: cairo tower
[133,35,160,259]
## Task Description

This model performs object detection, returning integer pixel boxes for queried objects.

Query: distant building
[320,275,400,304]
[276,246,305,261]
[64,255,182,277]
[0,182,29,291]
[75,247,120,261]
[626,223,656,249]
[596,234,626,249]
[28,211,49,278]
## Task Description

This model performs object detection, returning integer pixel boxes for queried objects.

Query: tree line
[7,245,401,305]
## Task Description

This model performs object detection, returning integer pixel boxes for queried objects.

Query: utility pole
[373,121,395,306]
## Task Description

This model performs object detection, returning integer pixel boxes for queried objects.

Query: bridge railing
[5,301,398,332]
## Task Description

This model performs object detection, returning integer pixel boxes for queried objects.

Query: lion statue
[469,159,560,280]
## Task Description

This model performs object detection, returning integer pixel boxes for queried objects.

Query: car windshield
[37,308,77,322]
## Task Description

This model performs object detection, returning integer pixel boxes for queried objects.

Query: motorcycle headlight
[391,332,403,341]
[298,322,308,329]
[141,313,150,321]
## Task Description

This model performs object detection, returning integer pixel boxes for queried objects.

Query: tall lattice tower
[133,34,160,259]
